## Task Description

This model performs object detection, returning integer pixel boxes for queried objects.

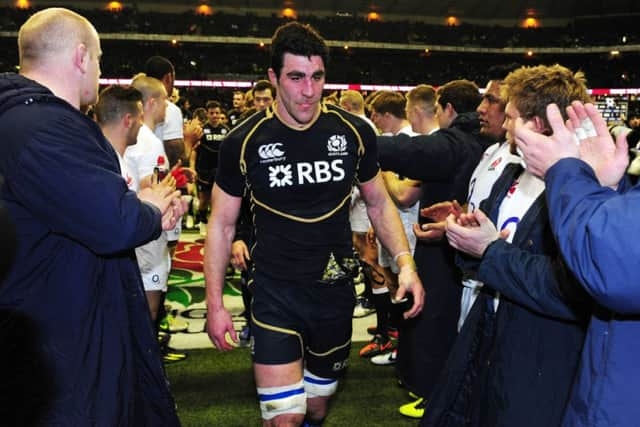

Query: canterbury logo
[258,143,285,160]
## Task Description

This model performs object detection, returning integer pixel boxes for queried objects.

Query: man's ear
[267,68,278,88]
[123,112,132,128]
[445,102,457,118]
[445,102,453,114]
[74,43,89,73]
[532,115,548,134]
[445,102,458,122]
[162,73,172,90]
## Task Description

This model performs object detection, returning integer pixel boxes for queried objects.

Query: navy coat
[422,164,588,427]
[0,74,180,426]
[546,158,640,427]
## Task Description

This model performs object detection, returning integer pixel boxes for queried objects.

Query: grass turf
[166,345,420,426]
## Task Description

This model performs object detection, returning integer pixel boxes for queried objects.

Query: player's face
[370,108,389,133]
[125,102,144,146]
[477,80,506,141]
[154,90,168,124]
[503,101,536,155]
[405,100,419,131]
[269,53,325,127]
[233,93,244,108]
[81,29,102,107]
[207,107,221,126]
[253,89,273,112]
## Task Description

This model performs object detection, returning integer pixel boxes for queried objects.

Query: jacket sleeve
[477,239,589,321]
[10,116,161,255]
[545,158,640,313]
[377,131,468,181]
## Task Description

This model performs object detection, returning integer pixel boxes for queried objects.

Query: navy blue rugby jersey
[196,123,229,179]
[216,103,379,281]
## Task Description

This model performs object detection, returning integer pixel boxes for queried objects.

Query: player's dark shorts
[250,270,356,379]
[196,173,214,193]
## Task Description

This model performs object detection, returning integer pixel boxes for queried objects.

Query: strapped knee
[257,380,307,420]
[304,369,338,398]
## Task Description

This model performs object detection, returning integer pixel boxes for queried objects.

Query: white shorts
[349,189,371,233]
[378,202,419,273]
[166,216,182,242]
[135,232,170,291]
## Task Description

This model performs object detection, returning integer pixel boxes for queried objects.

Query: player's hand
[184,119,203,152]
[395,269,424,319]
[445,210,509,258]
[160,205,178,231]
[420,200,463,222]
[230,241,250,271]
[366,226,376,246]
[413,221,446,242]
[514,103,578,178]
[206,306,238,351]
[569,102,629,188]
[180,167,197,183]
[138,184,181,228]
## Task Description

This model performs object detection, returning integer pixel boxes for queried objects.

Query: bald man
[0,8,181,426]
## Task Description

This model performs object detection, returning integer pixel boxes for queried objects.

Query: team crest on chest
[327,135,348,156]
[488,157,502,171]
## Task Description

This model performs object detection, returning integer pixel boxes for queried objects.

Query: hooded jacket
[0,73,180,426]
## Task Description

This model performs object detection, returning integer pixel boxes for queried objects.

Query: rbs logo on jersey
[269,159,345,188]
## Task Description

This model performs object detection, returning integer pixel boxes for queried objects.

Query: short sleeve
[355,123,380,183]
[214,132,245,197]
[154,102,183,141]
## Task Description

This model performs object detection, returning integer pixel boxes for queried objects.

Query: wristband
[392,251,411,264]
[399,259,417,274]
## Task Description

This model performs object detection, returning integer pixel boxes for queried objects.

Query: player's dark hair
[270,22,329,79]
[95,85,142,125]
[206,100,222,110]
[437,79,481,114]
[371,91,406,119]
[253,80,276,98]
[143,56,175,80]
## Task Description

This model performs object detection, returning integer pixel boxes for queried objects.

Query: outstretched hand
[420,200,463,222]
[414,200,464,242]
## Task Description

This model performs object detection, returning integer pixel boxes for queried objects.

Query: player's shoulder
[165,101,182,117]
[224,108,272,143]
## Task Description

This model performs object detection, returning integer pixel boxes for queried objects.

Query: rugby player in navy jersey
[204,22,424,427]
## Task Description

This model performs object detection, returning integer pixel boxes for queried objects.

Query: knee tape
[304,369,338,398]
[257,380,307,420]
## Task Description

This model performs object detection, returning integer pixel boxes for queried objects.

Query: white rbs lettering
[298,163,314,184]
[315,161,332,183]
[331,159,345,181]
[297,160,345,184]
